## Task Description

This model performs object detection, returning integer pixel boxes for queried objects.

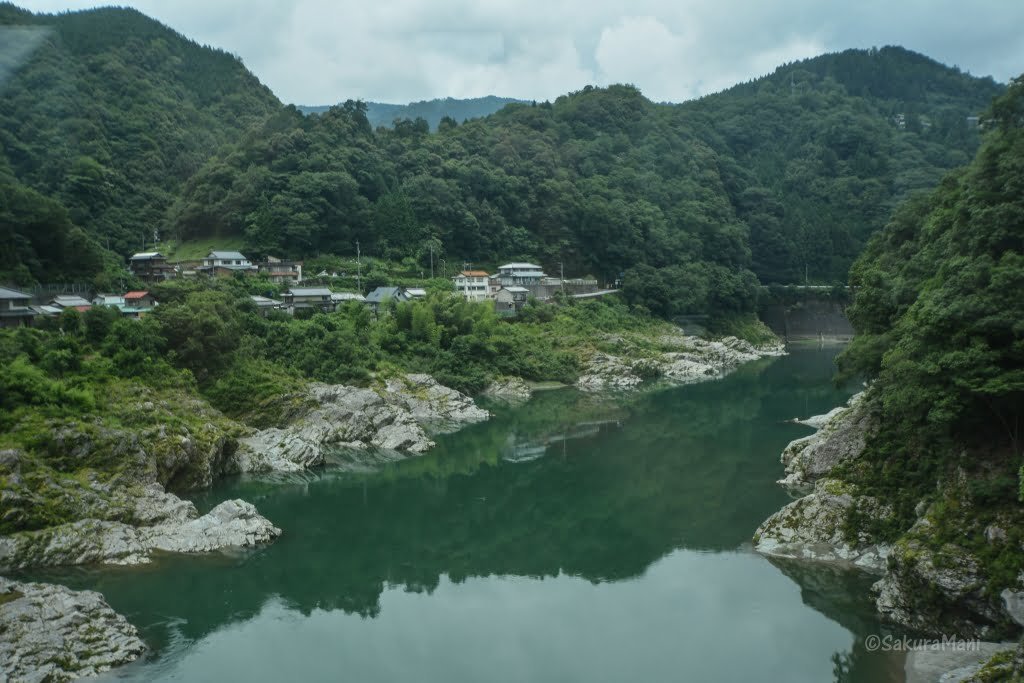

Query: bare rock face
[874,536,1020,639]
[753,478,893,573]
[0,577,146,682]
[779,392,874,489]
[237,375,489,472]
[0,488,280,571]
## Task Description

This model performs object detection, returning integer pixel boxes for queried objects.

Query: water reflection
[21,349,901,682]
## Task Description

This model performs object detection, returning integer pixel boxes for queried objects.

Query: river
[24,347,911,682]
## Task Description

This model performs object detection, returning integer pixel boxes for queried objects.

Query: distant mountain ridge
[297,96,525,130]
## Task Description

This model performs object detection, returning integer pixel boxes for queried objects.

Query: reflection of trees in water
[29,350,858,658]
[767,556,906,683]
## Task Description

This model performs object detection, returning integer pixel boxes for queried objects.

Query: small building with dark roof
[128,252,175,282]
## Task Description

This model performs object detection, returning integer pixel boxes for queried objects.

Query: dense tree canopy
[834,77,1024,547]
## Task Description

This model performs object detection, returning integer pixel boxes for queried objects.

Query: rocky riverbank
[0,577,146,682]
[754,392,1024,676]
[576,332,785,392]
[236,374,490,472]
[0,371,491,679]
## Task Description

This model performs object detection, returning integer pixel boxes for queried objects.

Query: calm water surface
[28,348,910,682]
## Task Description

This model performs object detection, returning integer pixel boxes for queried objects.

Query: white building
[201,251,255,271]
[452,270,490,301]
[496,263,546,286]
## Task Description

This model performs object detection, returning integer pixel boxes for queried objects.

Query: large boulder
[0,577,146,682]
[0,487,280,571]
[753,478,893,573]
[481,376,533,405]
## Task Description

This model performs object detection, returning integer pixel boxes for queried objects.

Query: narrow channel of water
[28,348,910,682]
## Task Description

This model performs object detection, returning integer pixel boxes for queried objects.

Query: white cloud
[13,0,1024,104]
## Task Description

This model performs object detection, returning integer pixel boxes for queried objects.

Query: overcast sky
[14,0,1024,105]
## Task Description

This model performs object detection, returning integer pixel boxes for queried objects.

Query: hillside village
[0,249,618,327]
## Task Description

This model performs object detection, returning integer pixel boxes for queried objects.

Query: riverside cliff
[754,392,1024,659]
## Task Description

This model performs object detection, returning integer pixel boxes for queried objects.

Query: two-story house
[257,256,303,284]
[123,291,158,309]
[0,286,36,327]
[495,263,546,286]
[452,270,490,301]
[283,287,335,314]
[199,251,257,277]
[128,252,175,282]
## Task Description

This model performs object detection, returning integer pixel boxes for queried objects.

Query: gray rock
[576,332,785,392]
[482,376,533,404]
[237,375,489,472]
[0,489,280,570]
[1001,585,1024,627]
[874,539,1010,638]
[0,576,146,681]
[904,641,1017,683]
[778,392,874,489]
[753,478,893,573]
[141,499,281,554]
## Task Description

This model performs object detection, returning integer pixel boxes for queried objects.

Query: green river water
[25,347,913,682]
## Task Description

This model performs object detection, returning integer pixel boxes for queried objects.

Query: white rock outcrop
[576,333,785,392]
[0,486,280,570]
[237,375,489,472]
[0,577,146,682]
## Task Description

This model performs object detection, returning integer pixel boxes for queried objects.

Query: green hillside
[0,2,280,281]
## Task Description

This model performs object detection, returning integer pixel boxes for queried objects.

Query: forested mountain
[0,3,280,282]
[676,46,1002,283]
[0,4,1006,315]
[298,96,524,130]
[831,77,1024,618]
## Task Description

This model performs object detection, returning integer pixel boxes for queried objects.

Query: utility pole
[356,240,361,292]
[430,245,434,279]
[560,261,565,295]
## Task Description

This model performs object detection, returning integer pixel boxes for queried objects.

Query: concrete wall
[760,299,854,341]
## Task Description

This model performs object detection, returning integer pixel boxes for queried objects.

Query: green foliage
[834,78,1024,575]
[0,4,280,278]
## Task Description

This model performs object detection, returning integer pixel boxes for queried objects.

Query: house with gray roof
[364,286,411,314]
[283,287,335,314]
[199,250,257,276]
[0,286,35,327]
[50,295,93,310]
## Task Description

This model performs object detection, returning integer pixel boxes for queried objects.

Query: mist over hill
[298,96,525,130]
